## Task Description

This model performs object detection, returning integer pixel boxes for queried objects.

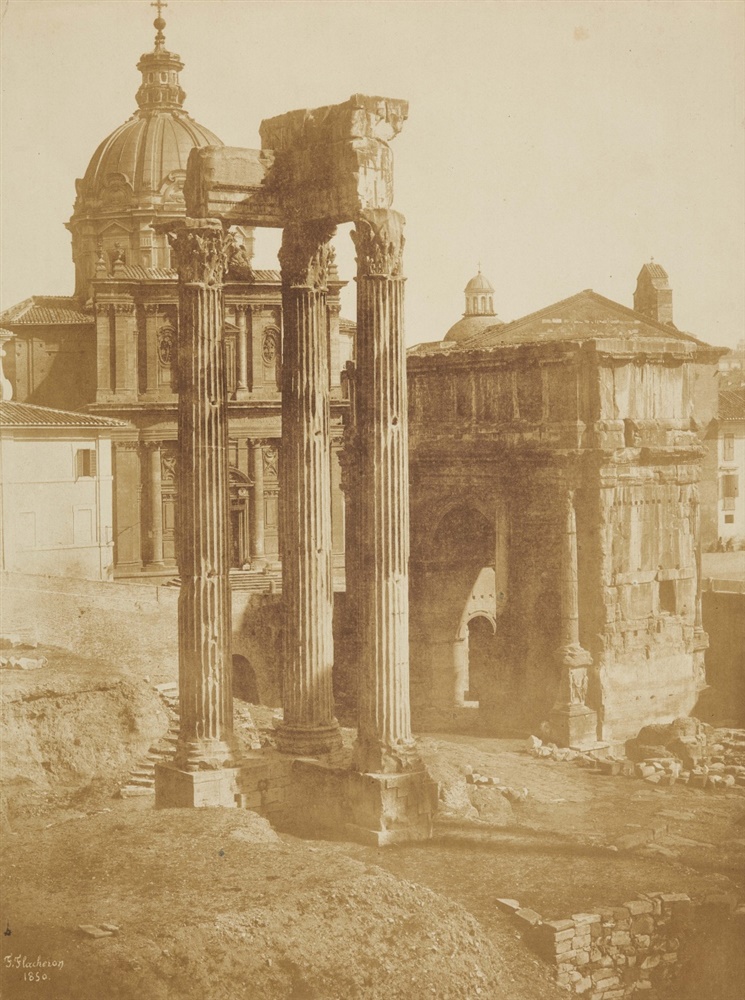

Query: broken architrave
[182,94,409,225]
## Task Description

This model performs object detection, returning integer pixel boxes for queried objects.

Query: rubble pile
[525,719,745,792]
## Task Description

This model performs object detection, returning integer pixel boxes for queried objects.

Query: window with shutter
[75,448,97,478]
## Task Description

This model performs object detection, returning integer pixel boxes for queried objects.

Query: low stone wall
[501,890,742,999]
[0,572,280,694]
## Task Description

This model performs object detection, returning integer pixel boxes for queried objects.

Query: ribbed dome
[81,111,223,201]
[444,315,503,344]
[67,17,226,299]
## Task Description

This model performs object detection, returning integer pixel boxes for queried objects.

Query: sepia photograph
[0,0,744,997]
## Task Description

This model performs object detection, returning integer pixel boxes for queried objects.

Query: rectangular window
[725,514,735,524]
[75,448,97,479]
[723,435,735,461]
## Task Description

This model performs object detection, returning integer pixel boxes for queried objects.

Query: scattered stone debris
[78,924,115,939]
[464,768,529,803]
[0,654,47,670]
[523,721,745,792]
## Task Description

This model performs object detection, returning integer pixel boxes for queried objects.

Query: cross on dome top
[151,0,168,51]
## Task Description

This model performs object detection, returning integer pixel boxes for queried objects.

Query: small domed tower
[464,268,496,317]
[66,7,232,300]
[444,268,502,343]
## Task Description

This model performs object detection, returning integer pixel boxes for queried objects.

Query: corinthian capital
[167,219,228,286]
[352,209,405,278]
[279,220,337,288]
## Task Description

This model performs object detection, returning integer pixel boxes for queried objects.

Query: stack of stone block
[498,890,742,999]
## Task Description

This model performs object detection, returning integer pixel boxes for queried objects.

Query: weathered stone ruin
[154,95,437,844]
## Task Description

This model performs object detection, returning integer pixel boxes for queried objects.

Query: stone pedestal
[155,763,241,809]
[350,209,424,784]
[275,220,341,757]
[155,219,241,802]
[549,488,598,748]
[289,758,437,846]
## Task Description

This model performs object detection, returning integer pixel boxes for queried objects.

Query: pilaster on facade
[275,219,342,758]
[143,439,165,570]
[549,485,598,749]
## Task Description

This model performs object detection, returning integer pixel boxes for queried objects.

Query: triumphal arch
[153,95,436,844]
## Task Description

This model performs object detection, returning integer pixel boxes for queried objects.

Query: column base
[549,704,598,749]
[274,720,343,757]
[352,735,423,775]
[233,388,251,401]
[154,762,242,809]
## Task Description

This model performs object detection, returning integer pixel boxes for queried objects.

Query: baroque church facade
[1,22,352,579]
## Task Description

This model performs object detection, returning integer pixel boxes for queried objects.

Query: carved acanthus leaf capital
[168,221,229,286]
[352,209,405,278]
[279,221,337,289]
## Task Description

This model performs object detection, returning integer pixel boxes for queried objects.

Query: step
[120,785,154,797]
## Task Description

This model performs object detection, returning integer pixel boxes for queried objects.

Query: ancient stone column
[351,209,419,774]
[167,219,238,772]
[249,438,266,568]
[549,487,597,748]
[275,220,341,756]
[145,440,164,570]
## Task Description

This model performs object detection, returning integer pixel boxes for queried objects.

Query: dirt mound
[2,806,520,1000]
[1,650,167,822]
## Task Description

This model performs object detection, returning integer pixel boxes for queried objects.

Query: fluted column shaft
[169,220,237,770]
[352,209,417,774]
[276,221,341,755]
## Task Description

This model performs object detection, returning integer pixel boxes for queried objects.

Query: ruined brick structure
[407,273,723,744]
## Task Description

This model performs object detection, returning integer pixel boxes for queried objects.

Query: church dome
[67,11,225,298]
[465,271,494,294]
[81,111,222,204]
[444,268,502,343]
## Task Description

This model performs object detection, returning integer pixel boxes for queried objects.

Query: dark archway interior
[233,653,260,704]
[466,615,495,704]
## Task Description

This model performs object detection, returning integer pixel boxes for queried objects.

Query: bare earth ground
[1,650,744,1000]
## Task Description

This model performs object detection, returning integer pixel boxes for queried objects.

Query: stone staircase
[120,681,179,798]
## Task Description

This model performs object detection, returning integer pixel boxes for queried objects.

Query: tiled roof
[639,262,669,281]
[720,387,745,421]
[0,296,93,326]
[0,401,129,428]
[339,317,356,334]
[249,269,280,283]
[106,265,177,281]
[460,290,710,350]
[99,266,281,283]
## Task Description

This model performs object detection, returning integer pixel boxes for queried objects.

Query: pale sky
[1,0,744,348]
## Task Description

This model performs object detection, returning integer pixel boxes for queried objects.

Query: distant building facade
[0,24,352,579]
[0,331,123,581]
